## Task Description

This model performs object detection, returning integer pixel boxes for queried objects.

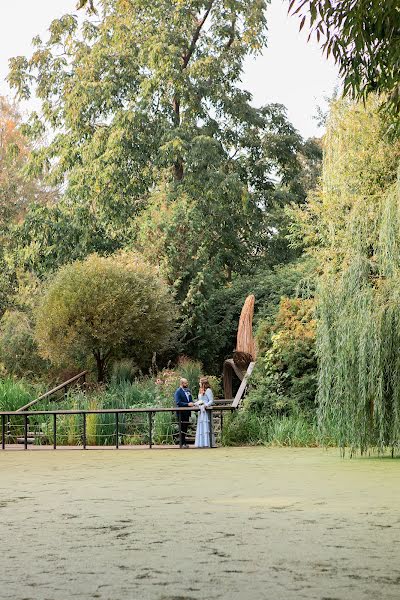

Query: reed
[221,410,323,447]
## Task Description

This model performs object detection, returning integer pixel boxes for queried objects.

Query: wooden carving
[223,294,256,399]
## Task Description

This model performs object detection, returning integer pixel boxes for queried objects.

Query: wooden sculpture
[223,294,257,399]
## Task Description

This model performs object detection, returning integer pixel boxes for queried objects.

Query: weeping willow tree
[295,97,400,454]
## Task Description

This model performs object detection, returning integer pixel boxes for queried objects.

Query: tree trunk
[94,350,106,383]
[173,160,184,181]
[172,95,184,181]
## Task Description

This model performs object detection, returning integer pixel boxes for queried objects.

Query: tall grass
[111,359,138,384]
[221,410,338,447]
[0,378,35,411]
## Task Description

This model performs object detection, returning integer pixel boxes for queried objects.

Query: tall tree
[0,97,53,225]
[294,97,400,453]
[7,1,275,273]
[9,0,267,216]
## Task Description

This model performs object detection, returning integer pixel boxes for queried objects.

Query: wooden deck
[2,443,217,451]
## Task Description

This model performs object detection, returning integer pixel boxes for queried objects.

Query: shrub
[35,252,176,381]
[222,411,265,446]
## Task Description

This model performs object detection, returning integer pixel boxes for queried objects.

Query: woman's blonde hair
[199,377,210,390]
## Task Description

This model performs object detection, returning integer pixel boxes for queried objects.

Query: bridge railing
[16,370,88,412]
[0,405,235,450]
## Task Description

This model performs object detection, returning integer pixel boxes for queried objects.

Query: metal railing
[0,406,234,450]
[16,370,88,412]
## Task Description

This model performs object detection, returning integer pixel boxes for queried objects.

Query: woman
[195,377,214,447]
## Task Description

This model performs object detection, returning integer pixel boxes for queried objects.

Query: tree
[0,310,48,379]
[8,1,268,277]
[0,97,46,225]
[35,253,176,381]
[6,202,125,278]
[289,1,400,128]
[133,104,321,360]
[8,1,267,219]
[294,97,400,453]
[0,97,57,315]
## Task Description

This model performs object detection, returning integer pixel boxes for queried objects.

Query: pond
[0,447,399,599]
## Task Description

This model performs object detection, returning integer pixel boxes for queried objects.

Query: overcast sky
[0,0,339,139]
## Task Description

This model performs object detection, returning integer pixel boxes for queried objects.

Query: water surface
[0,447,399,599]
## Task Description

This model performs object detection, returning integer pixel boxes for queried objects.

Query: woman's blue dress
[195,388,214,447]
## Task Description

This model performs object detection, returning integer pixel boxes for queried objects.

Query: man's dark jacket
[174,387,193,407]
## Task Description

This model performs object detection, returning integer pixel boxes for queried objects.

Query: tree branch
[182,0,214,69]
[225,15,236,50]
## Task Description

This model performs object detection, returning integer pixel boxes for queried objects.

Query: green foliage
[8,0,267,221]
[246,297,317,415]
[134,107,321,355]
[111,359,139,384]
[2,0,328,393]
[6,202,124,278]
[35,253,176,381]
[7,3,320,343]
[296,98,400,454]
[0,98,50,317]
[222,411,265,445]
[0,259,15,319]
[289,1,400,130]
[317,181,400,454]
[0,310,48,379]
[188,259,315,373]
[289,97,400,264]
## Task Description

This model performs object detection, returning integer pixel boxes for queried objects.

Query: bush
[222,411,265,445]
[35,252,176,381]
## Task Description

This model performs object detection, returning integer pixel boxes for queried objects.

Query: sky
[0,0,339,139]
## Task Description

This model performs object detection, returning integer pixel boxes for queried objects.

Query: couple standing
[174,377,214,448]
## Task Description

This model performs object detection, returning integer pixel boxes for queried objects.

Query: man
[174,378,194,448]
